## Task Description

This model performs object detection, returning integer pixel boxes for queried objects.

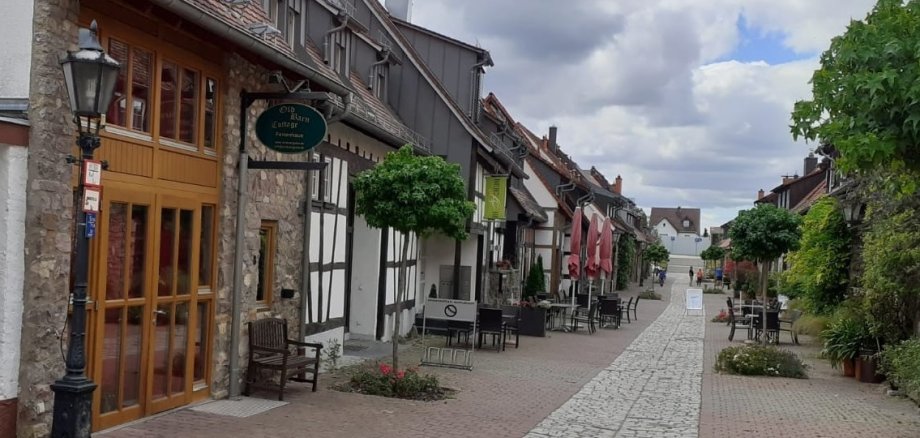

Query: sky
[400,0,878,233]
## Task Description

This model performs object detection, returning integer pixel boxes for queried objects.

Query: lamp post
[51,21,120,438]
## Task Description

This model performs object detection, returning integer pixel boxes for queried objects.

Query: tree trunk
[760,259,770,345]
[392,232,411,371]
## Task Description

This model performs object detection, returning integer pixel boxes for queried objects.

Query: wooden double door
[89,186,216,430]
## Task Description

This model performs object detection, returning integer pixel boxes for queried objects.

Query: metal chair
[570,303,598,334]
[477,308,506,351]
[727,307,752,342]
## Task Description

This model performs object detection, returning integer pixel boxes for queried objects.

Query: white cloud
[406,0,877,231]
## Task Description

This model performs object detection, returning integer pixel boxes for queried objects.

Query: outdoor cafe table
[742,305,781,342]
[547,303,578,332]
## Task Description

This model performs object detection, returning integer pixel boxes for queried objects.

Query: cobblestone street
[527,277,704,438]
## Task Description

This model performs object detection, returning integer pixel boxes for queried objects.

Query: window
[682,219,690,228]
[372,64,388,100]
[257,221,277,305]
[154,59,217,151]
[330,31,350,75]
[106,39,153,133]
[311,156,333,202]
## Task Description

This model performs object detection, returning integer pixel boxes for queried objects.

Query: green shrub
[792,313,829,337]
[881,338,920,402]
[715,345,808,378]
[703,287,724,294]
[638,290,661,300]
[342,362,448,401]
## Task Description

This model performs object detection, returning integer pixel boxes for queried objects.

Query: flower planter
[519,307,547,337]
[855,354,885,384]
[842,358,856,377]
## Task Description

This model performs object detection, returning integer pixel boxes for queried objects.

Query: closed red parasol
[585,214,600,279]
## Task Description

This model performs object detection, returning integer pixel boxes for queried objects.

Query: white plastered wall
[0,143,27,401]
[0,0,32,99]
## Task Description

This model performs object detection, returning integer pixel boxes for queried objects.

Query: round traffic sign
[444,304,458,317]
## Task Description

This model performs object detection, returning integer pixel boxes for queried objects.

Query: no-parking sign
[425,298,477,322]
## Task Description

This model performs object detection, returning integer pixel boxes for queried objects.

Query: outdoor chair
[621,297,633,324]
[570,302,598,334]
[500,305,521,349]
[244,317,323,401]
[576,294,590,308]
[598,298,621,328]
[447,320,473,347]
[629,296,640,321]
[778,309,802,344]
[725,297,742,326]
[751,311,781,344]
[477,308,506,351]
[727,307,752,342]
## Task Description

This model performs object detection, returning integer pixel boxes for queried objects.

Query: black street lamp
[51,20,120,438]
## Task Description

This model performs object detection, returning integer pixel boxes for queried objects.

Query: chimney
[386,0,412,21]
[782,175,796,184]
[613,175,622,194]
[548,126,558,152]
[757,189,764,200]
[804,152,818,175]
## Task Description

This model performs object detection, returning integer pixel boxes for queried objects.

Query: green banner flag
[484,175,508,220]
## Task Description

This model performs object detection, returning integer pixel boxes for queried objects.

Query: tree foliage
[791,0,920,187]
[729,204,802,264]
[645,242,669,266]
[354,145,475,239]
[785,197,852,314]
[353,145,475,369]
[700,246,725,263]
[616,234,636,290]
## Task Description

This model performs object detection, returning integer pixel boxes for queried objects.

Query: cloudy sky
[403,0,878,232]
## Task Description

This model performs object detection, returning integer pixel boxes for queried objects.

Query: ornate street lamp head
[60,20,121,134]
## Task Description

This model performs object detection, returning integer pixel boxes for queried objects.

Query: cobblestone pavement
[527,280,705,438]
[97,283,667,438]
[700,290,920,437]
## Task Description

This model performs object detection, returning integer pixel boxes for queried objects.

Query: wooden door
[91,188,156,429]
[147,195,200,413]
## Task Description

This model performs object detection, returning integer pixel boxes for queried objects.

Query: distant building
[650,207,709,256]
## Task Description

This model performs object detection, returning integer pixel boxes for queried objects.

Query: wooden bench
[243,317,323,401]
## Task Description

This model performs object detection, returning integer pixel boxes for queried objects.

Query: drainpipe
[151,0,351,97]
[323,15,350,64]
[229,92,252,398]
[300,93,351,339]
[368,50,391,87]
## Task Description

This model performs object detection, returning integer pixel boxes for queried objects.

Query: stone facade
[16,1,80,436]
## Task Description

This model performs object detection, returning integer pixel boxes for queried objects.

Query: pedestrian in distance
[696,268,703,287]
[659,269,666,287]
[689,266,694,285]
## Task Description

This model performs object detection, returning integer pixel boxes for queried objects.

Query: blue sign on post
[85,213,96,238]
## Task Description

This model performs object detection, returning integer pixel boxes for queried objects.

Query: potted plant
[855,346,885,384]
[821,315,868,377]
[517,300,549,337]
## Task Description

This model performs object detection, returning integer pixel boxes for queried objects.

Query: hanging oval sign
[255,103,327,154]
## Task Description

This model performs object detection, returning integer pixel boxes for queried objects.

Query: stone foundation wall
[16,1,79,437]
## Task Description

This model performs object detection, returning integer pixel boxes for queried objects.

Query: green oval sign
[255,103,327,154]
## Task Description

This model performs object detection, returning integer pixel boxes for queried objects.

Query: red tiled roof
[791,179,827,214]
[650,207,701,235]
[191,0,295,57]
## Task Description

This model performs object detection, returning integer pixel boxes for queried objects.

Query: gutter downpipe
[300,93,352,339]
[229,92,252,398]
[151,0,351,97]
[324,15,350,64]
[368,49,392,87]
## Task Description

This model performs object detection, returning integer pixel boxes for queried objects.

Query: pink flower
[379,363,392,376]
[396,370,406,380]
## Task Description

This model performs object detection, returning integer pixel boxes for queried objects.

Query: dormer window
[682,219,690,228]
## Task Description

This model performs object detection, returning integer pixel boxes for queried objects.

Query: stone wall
[17,1,79,436]
[212,53,308,397]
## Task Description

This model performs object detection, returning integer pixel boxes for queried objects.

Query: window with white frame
[330,31,351,75]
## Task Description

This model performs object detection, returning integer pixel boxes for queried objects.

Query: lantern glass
[60,23,121,118]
